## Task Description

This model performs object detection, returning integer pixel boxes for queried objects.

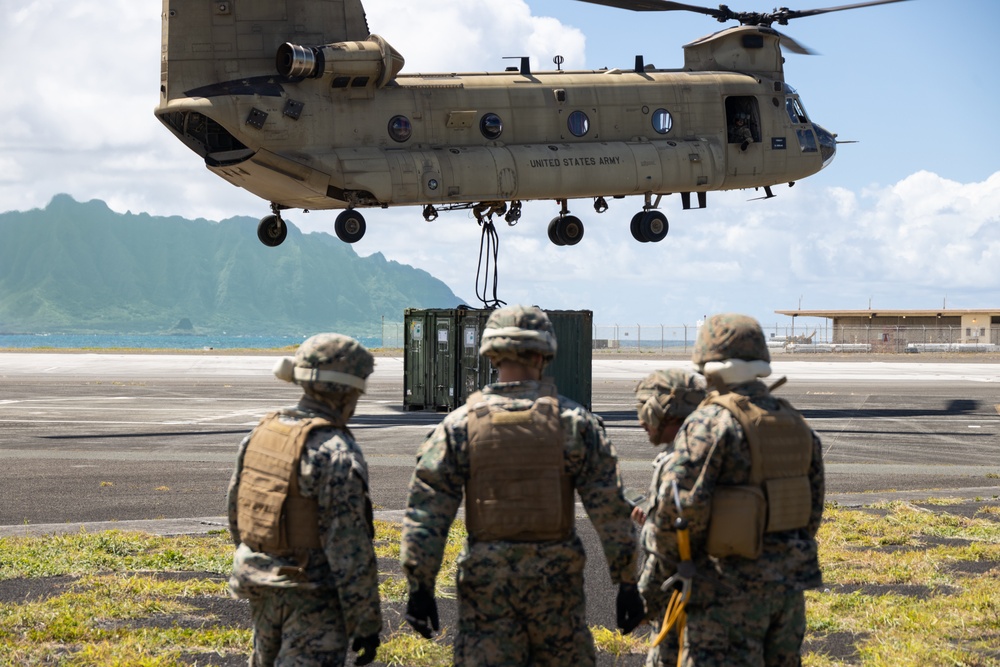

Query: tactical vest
[465,389,574,542]
[237,412,342,555]
[704,392,813,559]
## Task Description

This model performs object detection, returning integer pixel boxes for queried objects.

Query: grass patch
[0,531,233,580]
[0,572,249,665]
[803,500,1000,666]
[376,630,453,667]
[3,501,999,665]
[591,625,649,657]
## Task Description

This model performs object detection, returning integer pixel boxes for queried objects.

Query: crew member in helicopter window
[730,113,754,151]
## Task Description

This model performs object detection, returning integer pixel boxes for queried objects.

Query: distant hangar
[774,309,1000,349]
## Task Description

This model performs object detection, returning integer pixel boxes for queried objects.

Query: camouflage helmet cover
[635,369,707,435]
[691,313,770,368]
[288,333,374,394]
[479,305,558,365]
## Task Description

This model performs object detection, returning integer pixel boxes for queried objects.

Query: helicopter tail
[159,0,370,104]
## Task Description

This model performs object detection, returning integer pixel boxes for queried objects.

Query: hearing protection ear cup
[640,395,666,433]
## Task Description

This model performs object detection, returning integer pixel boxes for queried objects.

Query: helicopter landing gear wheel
[558,215,584,245]
[257,214,287,247]
[629,212,648,243]
[547,217,566,246]
[639,211,668,243]
[548,215,584,246]
[335,209,366,243]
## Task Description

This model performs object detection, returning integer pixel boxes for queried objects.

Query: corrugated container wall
[404,308,593,411]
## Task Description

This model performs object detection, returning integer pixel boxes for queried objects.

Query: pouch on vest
[705,392,813,559]
[706,485,767,559]
[465,390,573,542]
[237,413,342,555]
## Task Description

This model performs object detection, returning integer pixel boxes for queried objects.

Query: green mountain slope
[0,195,464,334]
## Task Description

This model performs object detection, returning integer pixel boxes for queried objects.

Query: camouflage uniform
[642,315,824,667]
[400,306,640,667]
[633,369,707,667]
[227,334,381,667]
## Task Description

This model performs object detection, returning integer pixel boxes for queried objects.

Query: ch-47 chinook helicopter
[155,0,906,248]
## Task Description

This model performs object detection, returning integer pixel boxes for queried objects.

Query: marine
[642,314,825,666]
[400,304,644,666]
[226,333,381,666]
[631,369,707,667]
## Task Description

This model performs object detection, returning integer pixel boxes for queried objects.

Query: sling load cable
[473,205,506,310]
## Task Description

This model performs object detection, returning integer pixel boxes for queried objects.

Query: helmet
[479,305,557,367]
[691,313,770,369]
[273,333,374,395]
[635,369,707,436]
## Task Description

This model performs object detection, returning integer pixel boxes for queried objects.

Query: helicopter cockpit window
[796,129,818,153]
[652,109,673,134]
[567,110,590,137]
[388,115,412,143]
[480,113,503,140]
[786,97,808,124]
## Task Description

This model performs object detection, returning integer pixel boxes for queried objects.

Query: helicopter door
[725,96,763,182]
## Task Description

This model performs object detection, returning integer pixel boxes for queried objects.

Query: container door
[544,310,593,410]
[431,313,455,410]
[459,309,496,404]
[403,310,429,410]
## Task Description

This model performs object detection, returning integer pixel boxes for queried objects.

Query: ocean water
[0,333,385,350]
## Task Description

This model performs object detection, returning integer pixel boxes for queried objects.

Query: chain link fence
[592,324,1000,354]
[375,320,999,353]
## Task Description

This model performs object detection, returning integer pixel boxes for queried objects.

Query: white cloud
[365,0,586,72]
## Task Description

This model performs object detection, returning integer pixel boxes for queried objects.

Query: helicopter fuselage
[158,64,832,211]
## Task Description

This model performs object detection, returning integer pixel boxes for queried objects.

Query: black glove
[616,582,645,635]
[351,633,380,666]
[405,586,439,639]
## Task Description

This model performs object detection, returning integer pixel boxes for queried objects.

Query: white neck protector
[702,359,771,386]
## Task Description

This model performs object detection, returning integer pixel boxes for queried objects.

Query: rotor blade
[574,0,726,20]
[777,31,816,55]
[780,0,911,22]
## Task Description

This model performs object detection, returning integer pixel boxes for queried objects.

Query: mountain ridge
[0,195,464,335]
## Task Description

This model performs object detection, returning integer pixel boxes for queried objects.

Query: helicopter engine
[276,35,404,89]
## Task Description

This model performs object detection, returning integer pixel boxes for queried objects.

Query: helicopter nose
[814,123,836,168]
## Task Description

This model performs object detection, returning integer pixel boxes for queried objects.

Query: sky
[1,0,998,332]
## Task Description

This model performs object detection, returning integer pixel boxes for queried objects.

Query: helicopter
[154,0,907,248]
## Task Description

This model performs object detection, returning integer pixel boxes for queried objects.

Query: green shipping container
[403,307,592,411]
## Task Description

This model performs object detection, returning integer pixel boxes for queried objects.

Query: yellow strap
[653,522,691,650]
[677,527,691,561]
[652,588,687,647]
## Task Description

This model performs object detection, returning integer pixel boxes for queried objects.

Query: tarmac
[1,351,998,664]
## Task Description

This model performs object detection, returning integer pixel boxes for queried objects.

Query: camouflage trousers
[452,564,596,666]
[247,586,348,667]
[639,550,680,667]
[679,585,806,667]
[643,617,681,667]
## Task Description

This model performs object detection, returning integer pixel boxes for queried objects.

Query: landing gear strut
[257,203,288,247]
[548,200,584,246]
[335,209,366,243]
